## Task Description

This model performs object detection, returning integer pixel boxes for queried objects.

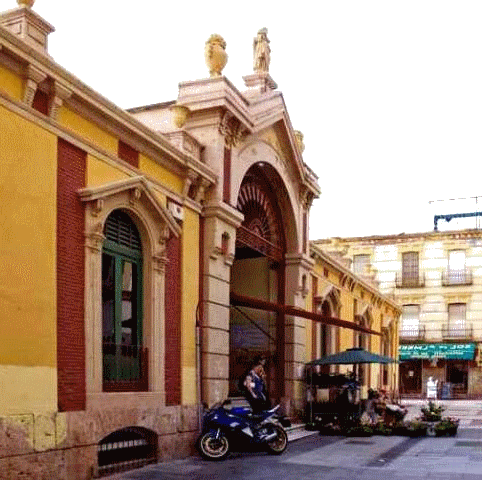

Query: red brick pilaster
[57,138,86,412]
[165,232,181,406]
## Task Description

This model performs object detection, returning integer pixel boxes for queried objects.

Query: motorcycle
[196,400,288,460]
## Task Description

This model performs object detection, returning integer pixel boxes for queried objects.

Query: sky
[3,0,482,239]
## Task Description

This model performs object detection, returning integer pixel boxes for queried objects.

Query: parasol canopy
[306,347,396,366]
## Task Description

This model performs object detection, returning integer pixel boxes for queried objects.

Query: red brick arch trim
[236,174,284,261]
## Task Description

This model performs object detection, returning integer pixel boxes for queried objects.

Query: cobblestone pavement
[105,400,482,480]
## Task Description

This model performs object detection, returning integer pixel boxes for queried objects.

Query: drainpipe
[196,302,203,432]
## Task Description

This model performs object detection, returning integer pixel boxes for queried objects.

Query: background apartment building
[314,229,482,398]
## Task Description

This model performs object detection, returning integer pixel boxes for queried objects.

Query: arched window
[102,210,146,391]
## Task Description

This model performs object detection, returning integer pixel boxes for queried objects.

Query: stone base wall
[0,403,200,480]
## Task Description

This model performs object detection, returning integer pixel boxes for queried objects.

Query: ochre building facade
[316,229,482,399]
[309,246,400,400]
[0,3,399,479]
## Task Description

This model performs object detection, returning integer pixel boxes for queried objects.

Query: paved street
[106,400,482,480]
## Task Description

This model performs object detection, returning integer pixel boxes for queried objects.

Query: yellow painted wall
[310,255,399,394]
[0,63,23,100]
[87,154,129,186]
[0,105,58,413]
[181,207,199,404]
[58,106,118,155]
[139,154,183,195]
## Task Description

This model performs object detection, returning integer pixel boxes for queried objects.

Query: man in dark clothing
[242,356,270,413]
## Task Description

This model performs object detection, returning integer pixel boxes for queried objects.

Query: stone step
[286,423,318,442]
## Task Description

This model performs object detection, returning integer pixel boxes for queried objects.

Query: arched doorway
[230,163,287,401]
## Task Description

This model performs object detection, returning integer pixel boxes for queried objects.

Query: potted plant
[405,419,428,437]
[373,421,393,436]
[392,420,407,436]
[345,423,374,437]
[434,417,459,437]
[421,401,445,422]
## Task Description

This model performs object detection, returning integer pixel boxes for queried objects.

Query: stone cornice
[310,243,401,313]
[285,252,315,270]
[316,229,482,246]
[178,76,253,132]
[0,24,216,186]
[177,77,320,199]
[202,200,244,228]
[0,87,203,215]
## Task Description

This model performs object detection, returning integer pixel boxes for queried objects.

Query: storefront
[399,343,480,398]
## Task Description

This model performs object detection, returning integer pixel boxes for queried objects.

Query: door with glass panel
[102,210,145,391]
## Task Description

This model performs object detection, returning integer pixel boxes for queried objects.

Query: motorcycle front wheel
[197,432,230,460]
[265,424,288,455]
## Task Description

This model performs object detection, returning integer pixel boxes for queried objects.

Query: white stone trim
[80,177,180,400]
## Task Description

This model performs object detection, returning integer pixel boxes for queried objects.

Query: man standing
[243,356,270,413]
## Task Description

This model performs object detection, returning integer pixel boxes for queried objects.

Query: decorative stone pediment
[78,176,181,239]
[317,284,341,305]
[357,303,372,318]
[397,293,425,305]
[444,293,471,304]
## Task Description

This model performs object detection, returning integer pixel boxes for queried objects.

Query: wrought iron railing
[103,343,148,392]
[400,325,426,341]
[236,225,283,262]
[441,323,474,340]
[395,273,425,288]
[442,268,473,286]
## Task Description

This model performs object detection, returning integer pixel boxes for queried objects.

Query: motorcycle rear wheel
[265,424,288,455]
[197,432,230,460]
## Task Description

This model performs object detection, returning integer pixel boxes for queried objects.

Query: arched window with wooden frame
[79,176,182,400]
[102,210,146,391]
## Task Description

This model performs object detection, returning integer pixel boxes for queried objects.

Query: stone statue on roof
[253,28,270,73]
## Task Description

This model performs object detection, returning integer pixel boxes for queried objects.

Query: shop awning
[307,347,396,366]
[399,343,476,360]
[230,292,381,336]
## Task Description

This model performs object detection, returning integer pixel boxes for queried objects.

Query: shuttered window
[448,303,466,334]
[102,210,146,391]
[353,254,370,275]
[401,305,420,335]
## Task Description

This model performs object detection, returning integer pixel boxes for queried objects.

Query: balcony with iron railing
[395,272,425,288]
[103,343,148,392]
[442,268,473,286]
[441,323,474,341]
[400,325,426,342]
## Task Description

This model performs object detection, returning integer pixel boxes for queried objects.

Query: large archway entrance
[229,163,287,401]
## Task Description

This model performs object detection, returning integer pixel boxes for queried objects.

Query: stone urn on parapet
[204,34,228,77]
[17,0,35,7]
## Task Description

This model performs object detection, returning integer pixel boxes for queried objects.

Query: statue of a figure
[253,28,270,73]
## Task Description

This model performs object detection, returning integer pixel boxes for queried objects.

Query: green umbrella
[306,347,396,366]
